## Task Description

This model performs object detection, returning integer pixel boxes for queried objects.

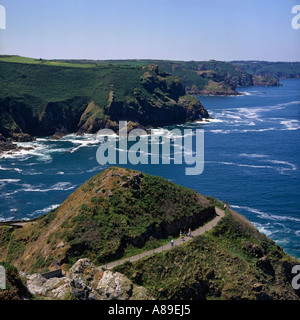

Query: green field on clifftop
[0,57,207,138]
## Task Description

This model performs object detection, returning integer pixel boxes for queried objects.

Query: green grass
[1,57,205,138]
[114,210,300,300]
[0,60,145,105]
[55,170,215,267]
[0,56,249,94]
[0,55,94,68]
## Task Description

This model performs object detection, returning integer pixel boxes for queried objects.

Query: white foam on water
[0,165,23,173]
[195,118,224,124]
[236,154,297,174]
[2,182,77,195]
[0,142,53,163]
[0,216,15,222]
[231,205,300,223]
[0,179,20,189]
[272,238,290,245]
[207,100,300,131]
[205,160,273,169]
[0,179,21,183]
[208,129,227,134]
[276,100,300,107]
[264,159,297,172]
[238,153,269,159]
[239,92,252,96]
[253,222,274,237]
[21,182,76,193]
[86,166,104,173]
[280,120,300,131]
[31,204,60,216]
[59,134,101,153]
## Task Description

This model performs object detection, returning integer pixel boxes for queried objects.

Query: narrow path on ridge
[99,207,225,270]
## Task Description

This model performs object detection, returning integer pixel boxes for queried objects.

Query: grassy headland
[0,56,208,141]
[0,167,299,300]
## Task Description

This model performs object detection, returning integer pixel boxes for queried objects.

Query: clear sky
[0,0,299,61]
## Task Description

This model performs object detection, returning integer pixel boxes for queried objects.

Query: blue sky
[0,0,299,61]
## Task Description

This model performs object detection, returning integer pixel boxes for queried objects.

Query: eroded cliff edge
[0,61,209,143]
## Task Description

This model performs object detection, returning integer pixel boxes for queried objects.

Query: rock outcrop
[97,270,153,300]
[0,134,34,155]
[20,258,153,300]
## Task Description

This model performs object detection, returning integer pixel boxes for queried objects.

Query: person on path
[180,230,184,241]
[188,227,192,237]
[171,239,174,247]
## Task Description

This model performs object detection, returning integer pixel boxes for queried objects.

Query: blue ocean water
[0,79,299,258]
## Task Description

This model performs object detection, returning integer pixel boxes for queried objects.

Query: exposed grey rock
[96,271,133,300]
[25,273,71,299]
[96,270,153,300]
[20,258,153,300]
[68,258,101,300]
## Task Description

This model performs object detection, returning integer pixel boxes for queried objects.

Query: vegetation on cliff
[0,56,208,141]
[47,58,281,95]
[115,208,300,300]
[231,61,300,79]
[0,262,30,300]
[0,167,299,300]
[0,167,215,273]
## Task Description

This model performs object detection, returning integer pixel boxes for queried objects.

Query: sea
[0,79,299,259]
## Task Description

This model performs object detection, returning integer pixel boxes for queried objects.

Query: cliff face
[252,75,282,87]
[0,61,209,142]
[77,59,281,96]
[150,60,281,96]
[231,61,300,80]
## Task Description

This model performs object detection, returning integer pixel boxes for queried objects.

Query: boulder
[96,270,153,300]
[25,273,71,299]
[68,258,102,300]
[20,258,153,300]
[96,271,133,300]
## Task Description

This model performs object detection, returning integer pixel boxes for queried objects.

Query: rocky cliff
[0,59,209,143]
[51,58,282,96]
[231,61,300,80]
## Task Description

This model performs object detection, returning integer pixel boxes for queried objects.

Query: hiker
[184,227,187,237]
[223,203,227,210]
[188,227,192,237]
[180,230,184,241]
[171,239,174,247]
